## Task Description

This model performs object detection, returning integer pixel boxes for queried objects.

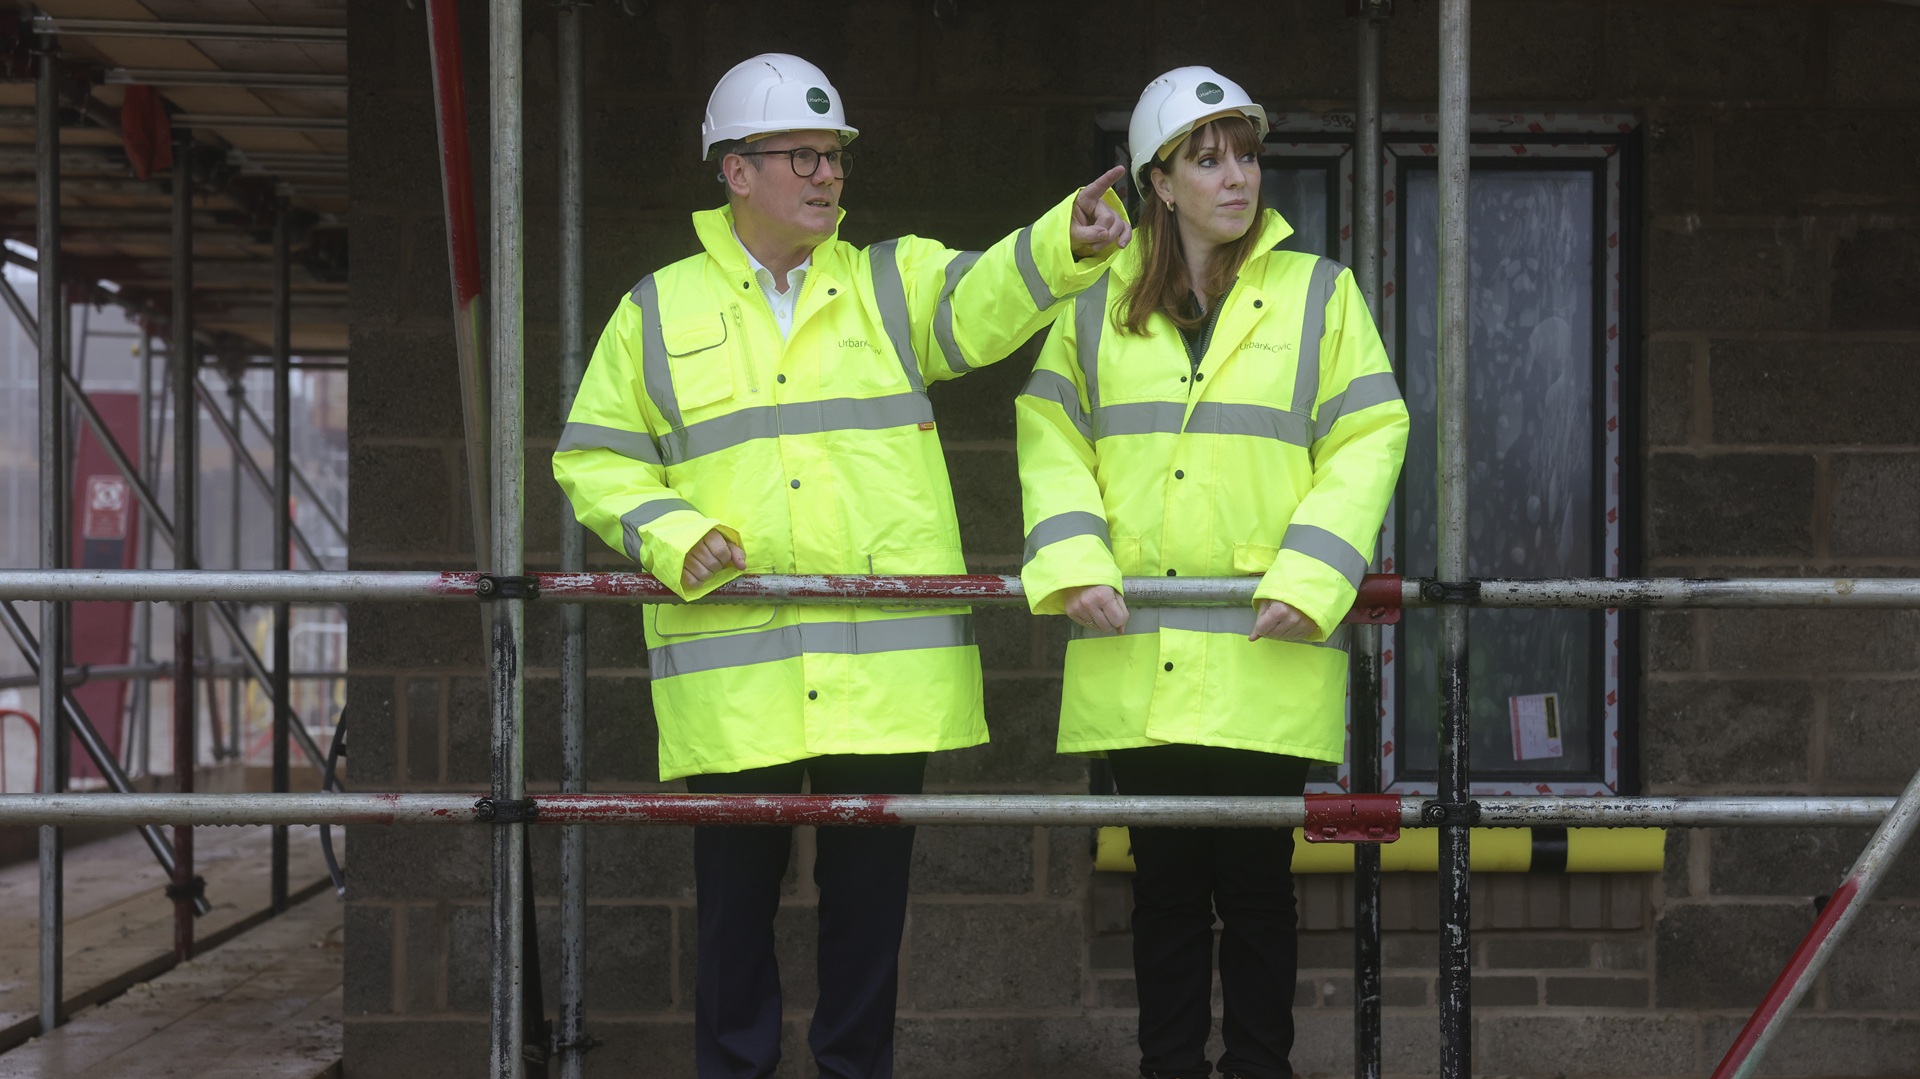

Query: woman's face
[1151,130,1259,249]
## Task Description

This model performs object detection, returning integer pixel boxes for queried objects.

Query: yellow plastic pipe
[1093,826,1665,873]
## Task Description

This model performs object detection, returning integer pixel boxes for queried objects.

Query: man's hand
[682,528,746,590]
[1250,599,1314,642]
[1070,166,1134,259]
[1062,584,1129,633]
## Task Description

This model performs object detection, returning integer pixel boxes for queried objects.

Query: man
[552,53,1129,1079]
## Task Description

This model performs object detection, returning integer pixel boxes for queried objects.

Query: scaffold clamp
[1303,793,1402,843]
[474,796,540,823]
[1419,799,1482,826]
[1419,578,1481,605]
[164,874,207,902]
[475,574,540,600]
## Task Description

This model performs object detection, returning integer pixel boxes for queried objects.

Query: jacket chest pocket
[662,312,734,411]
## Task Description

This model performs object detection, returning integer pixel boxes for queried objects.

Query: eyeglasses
[732,147,853,179]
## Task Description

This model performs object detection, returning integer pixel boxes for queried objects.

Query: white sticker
[1509,692,1564,761]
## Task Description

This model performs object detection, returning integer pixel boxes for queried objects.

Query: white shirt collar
[736,231,811,295]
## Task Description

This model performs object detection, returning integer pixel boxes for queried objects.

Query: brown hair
[1117,115,1266,336]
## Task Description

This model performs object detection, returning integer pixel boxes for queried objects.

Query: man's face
[725,129,845,248]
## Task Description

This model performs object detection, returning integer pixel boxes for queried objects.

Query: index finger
[1075,165,1126,211]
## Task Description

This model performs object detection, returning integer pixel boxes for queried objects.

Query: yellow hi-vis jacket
[554,192,1120,780]
[1017,209,1409,762]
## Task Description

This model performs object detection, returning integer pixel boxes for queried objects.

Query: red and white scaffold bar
[0,792,1901,829]
[1,569,1919,609]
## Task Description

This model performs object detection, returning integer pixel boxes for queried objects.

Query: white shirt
[737,231,810,340]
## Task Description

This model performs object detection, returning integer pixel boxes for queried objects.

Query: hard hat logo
[1195,82,1225,105]
[806,87,832,114]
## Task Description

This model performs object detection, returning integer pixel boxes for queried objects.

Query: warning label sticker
[1509,692,1564,761]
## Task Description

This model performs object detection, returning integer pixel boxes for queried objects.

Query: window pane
[1398,168,1598,779]
[1262,167,1331,257]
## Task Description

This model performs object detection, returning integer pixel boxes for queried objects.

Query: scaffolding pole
[0,792,1900,829]
[555,1,590,1073]
[1435,0,1473,1074]
[192,378,328,570]
[1351,6,1388,1077]
[170,124,200,964]
[36,27,67,1034]
[131,330,154,777]
[487,1,529,1075]
[271,204,293,913]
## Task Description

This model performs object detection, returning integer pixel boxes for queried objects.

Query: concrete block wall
[344,1,1920,1074]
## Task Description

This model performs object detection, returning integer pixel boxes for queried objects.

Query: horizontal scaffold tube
[0,794,1897,829]
[3,570,1919,610]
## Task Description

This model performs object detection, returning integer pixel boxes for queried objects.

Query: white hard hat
[1127,66,1268,187]
[701,53,858,161]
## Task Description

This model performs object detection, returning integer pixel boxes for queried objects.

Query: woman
[1016,67,1408,1079]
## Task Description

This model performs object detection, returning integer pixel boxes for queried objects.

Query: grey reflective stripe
[1014,226,1055,310]
[1071,607,1350,650]
[1019,369,1091,438]
[1292,258,1343,416]
[1313,371,1404,442]
[1092,401,1183,440]
[868,239,926,393]
[1022,511,1110,566]
[657,393,935,464]
[932,251,983,374]
[1075,276,1110,409]
[557,421,662,465]
[619,498,693,562]
[649,612,975,678]
[633,275,682,432]
[1282,523,1368,588]
[1185,402,1312,446]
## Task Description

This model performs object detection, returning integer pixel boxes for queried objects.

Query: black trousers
[685,752,926,1079]
[1107,745,1311,1079]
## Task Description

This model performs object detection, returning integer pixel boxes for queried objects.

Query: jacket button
[827,288,837,296]
[1166,569,1177,576]
[777,373,786,383]
[1163,662,1174,671]
[808,690,818,700]
[1253,299,1263,308]
[743,281,751,289]
[1174,469,1185,479]
[790,479,801,489]
[1194,372,1205,382]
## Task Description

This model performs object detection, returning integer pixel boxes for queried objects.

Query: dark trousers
[1107,745,1311,1079]
[685,752,926,1079]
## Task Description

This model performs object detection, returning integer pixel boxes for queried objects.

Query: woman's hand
[1250,599,1313,642]
[1070,166,1134,259]
[1062,584,1130,633]
[682,528,746,590]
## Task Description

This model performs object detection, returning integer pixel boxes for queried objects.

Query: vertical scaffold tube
[1435,1,1473,1076]
[1351,11,1388,1077]
[271,204,292,913]
[488,1,529,1075]
[36,28,67,1034]
[133,330,153,778]
[170,124,198,964]
[555,3,589,1076]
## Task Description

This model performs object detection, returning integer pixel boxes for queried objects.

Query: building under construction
[0,1,1916,1077]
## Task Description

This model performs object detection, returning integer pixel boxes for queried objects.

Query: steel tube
[131,332,154,777]
[1352,10,1387,1078]
[0,794,1898,830]
[425,0,494,572]
[1435,0,1474,1074]
[36,32,67,1032]
[32,17,345,43]
[1711,765,1920,1079]
[226,375,243,762]
[0,661,344,690]
[488,0,530,1073]
[555,3,589,1074]
[104,70,347,91]
[1459,577,1920,609]
[170,125,199,964]
[192,379,326,569]
[170,114,347,132]
[234,394,347,541]
[271,206,292,913]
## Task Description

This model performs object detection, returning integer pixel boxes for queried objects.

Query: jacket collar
[692,203,849,279]
[1109,207,1296,285]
